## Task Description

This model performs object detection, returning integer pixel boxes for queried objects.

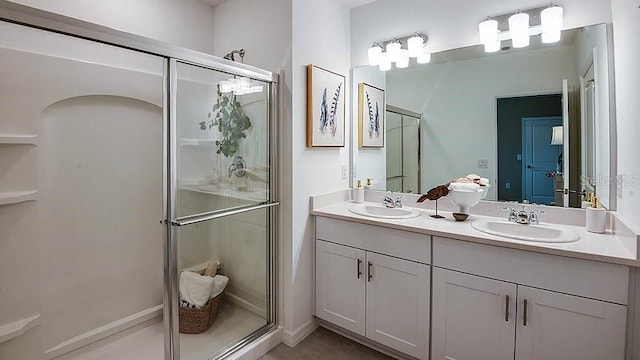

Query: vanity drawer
[433,237,629,305]
[316,217,431,264]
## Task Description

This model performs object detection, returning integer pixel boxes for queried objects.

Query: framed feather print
[307,64,345,147]
[358,82,385,148]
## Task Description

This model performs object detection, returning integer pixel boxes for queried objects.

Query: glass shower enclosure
[166,61,278,360]
[0,4,278,360]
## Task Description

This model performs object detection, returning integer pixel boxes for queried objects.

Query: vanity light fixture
[478,4,564,53]
[367,33,430,71]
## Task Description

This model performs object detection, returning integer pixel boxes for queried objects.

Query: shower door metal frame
[167,59,279,360]
[0,3,280,360]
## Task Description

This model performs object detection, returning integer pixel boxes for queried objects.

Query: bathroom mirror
[351,23,616,209]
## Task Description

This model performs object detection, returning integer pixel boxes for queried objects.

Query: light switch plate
[477,159,489,169]
[341,164,348,180]
[352,163,357,178]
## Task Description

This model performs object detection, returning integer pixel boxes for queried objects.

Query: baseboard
[46,304,163,360]
[319,321,414,360]
[281,318,319,347]
[225,292,267,318]
[229,326,283,360]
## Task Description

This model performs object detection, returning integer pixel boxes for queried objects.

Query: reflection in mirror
[351,24,614,209]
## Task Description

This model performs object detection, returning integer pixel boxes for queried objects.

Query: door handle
[367,261,373,282]
[357,259,362,279]
[527,165,533,168]
[523,299,528,326]
[505,295,510,322]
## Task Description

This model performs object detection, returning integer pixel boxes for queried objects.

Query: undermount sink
[349,204,421,219]
[471,219,580,243]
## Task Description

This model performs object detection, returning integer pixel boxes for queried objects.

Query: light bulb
[509,12,530,48]
[478,19,498,44]
[367,43,383,66]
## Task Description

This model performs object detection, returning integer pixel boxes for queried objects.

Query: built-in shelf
[181,138,216,146]
[0,314,40,344]
[0,135,38,145]
[0,190,38,206]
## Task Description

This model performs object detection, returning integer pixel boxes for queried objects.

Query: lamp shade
[407,34,424,57]
[551,126,563,145]
[509,12,530,48]
[396,49,409,68]
[541,6,563,43]
[484,40,501,53]
[378,53,392,71]
[386,40,402,62]
[416,51,431,64]
[367,43,383,66]
[479,19,498,44]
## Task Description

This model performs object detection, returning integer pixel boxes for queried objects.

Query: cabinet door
[515,286,627,360]
[366,252,430,359]
[432,268,517,360]
[315,240,366,335]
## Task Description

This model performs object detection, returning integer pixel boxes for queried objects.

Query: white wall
[352,66,386,189]
[350,0,612,67]
[385,45,577,198]
[211,0,291,75]
[288,0,351,333]
[7,0,216,53]
[611,0,640,229]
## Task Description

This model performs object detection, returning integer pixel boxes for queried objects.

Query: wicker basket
[179,292,223,334]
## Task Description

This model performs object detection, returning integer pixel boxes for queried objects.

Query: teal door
[522,117,562,205]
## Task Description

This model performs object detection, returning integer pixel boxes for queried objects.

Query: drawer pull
[523,299,528,326]
[357,259,362,279]
[505,295,510,322]
[367,261,373,282]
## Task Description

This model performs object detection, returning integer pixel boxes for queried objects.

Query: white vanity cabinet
[315,217,431,359]
[432,237,628,360]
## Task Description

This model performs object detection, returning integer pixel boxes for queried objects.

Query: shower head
[224,49,245,63]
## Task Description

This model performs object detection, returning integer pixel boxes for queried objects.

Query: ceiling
[198,0,227,7]
[199,0,377,9]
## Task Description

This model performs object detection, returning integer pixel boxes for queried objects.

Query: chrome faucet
[503,206,544,224]
[228,156,247,178]
[382,192,403,208]
[502,207,518,222]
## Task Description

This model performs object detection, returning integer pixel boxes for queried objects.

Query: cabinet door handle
[367,261,373,282]
[357,259,362,279]
[505,295,510,322]
[523,299,528,326]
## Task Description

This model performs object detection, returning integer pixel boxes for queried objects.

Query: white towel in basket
[210,275,229,299]
[179,271,215,308]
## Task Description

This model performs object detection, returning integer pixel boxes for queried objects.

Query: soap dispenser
[353,180,364,204]
[581,192,593,209]
[586,197,606,233]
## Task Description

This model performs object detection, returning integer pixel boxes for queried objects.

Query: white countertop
[311,200,640,267]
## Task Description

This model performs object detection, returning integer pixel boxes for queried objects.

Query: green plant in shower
[200,87,252,157]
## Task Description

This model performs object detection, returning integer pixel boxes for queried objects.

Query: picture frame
[358,82,385,148]
[307,64,345,147]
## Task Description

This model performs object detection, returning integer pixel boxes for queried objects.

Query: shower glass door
[167,60,277,360]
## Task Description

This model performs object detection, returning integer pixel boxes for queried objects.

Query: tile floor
[259,327,394,360]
